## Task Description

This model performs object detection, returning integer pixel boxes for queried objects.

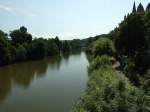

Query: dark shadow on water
[0,55,62,103]
[0,75,11,104]
[0,52,86,106]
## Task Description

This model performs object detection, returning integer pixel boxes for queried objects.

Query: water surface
[0,52,88,112]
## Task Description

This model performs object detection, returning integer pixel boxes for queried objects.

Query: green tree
[69,39,82,51]
[30,38,47,59]
[15,45,27,62]
[61,40,71,52]
[146,3,150,11]
[145,11,150,45]
[20,26,27,33]
[115,13,147,57]
[54,36,61,51]
[132,1,137,13]
[137,3,145,13]
[10,26,32,45]
[88,38,115,57]
[47,39,59,56]
[0,30,11,65]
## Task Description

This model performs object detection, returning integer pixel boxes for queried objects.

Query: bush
[89,55,112,72]
[72,66,140,112]
[88,38,115,57]
[72,55,142,112]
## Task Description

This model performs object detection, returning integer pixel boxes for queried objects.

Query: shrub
[89,55,112,72]
[72,66,140,112]
[88,38,115,57]
[72,55,142,112]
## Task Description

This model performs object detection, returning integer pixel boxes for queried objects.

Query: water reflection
[0,55,62,103]
[61,52,82,64]
[0,75,11,104]
[47,56,62,70]
[61,53,70,64]
[0,52,88,112]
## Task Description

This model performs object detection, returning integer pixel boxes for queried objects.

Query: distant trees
[10,26,32,45]
[61,40,71,52]
[54,36,61,51]
[15,45,27,61]
[8,27,61,61]
[30,38,47,59]
[0,26,87,66]
[69,39,87,51]
[47,38,59,56]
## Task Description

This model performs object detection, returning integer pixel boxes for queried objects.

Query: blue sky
[0,0,149,40]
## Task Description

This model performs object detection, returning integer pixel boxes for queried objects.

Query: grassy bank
[72,55,149,112]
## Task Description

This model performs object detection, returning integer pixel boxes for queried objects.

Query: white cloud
[0,4,37,17]
[0,5,13,12]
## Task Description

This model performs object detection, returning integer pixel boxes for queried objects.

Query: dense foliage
[1,2,150,111]
[0,27,87,66]
[72,55,150,112]
[87,38,115,57]
[114,3,150,84]
[72,2,150,112]
[0,30,11,65]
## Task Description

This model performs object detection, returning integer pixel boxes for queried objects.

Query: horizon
[0,0,149,40]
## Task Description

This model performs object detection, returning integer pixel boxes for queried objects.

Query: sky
[0,0,149,40]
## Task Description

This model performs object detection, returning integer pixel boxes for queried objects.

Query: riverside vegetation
[72,2,150,112]
[0,2,150,112]
[0,26,87,66]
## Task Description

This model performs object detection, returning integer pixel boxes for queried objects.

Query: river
[0,52,89,112]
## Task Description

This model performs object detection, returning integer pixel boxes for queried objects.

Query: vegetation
[0,27,88,66]
[72,55,149,112]
[1,1,150,112]
[87,38,115,57]
[114,2,150,83]
[72,2,150,112]
[0,30,11,65]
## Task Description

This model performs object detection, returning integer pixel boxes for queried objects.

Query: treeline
[113,2,150,87]
[87,2,150,86]
[72,2,150,112]
[0,26,85,66]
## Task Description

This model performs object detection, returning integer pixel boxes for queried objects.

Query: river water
[0,52,89,112]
